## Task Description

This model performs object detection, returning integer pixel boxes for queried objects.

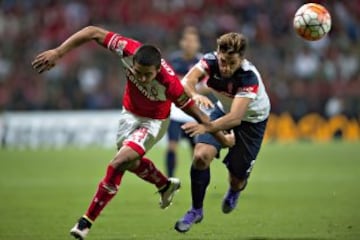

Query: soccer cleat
[159,177,181,209]
[174,208,203,233]
[70,217,92,240]
[221,189,241,214]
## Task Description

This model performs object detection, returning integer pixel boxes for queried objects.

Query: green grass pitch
[0,142,359,240]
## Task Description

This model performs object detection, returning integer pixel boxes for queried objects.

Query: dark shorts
[195,105,268,180]
[167,119,195,147]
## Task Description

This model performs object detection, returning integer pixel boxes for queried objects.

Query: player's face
[217,52,242,78]
[132,62,159,84]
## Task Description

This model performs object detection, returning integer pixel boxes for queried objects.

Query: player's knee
[193,150,212,170]
[192,144,216,169]
[111,154,135,170]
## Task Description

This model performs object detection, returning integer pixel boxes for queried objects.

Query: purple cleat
[174,208,203,233]
[222,189,241,214]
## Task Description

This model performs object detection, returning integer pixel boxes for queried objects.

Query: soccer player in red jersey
[32,26,234,239]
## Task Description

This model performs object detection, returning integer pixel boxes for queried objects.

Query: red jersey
[103,32,191,119]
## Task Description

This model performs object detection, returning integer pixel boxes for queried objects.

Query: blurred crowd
[0,0,359,119]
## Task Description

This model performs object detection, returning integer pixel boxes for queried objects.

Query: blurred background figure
[165,26,202,177]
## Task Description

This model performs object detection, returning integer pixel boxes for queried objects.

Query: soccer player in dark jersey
[32,26,234,239]
[165,26,202,177]
[174,32,271,232]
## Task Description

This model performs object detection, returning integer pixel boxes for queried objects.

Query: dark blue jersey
[200,52,259,97]
[169,50,202,77]
[197,52,270,122]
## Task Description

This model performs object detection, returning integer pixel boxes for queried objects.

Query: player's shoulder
[237,59,260,84]
[202,51,217,61]
[200,51,218,71]
[106,32,142,55]
[240,59,257,72]
[158,59,178,83]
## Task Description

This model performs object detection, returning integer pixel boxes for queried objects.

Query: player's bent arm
[181,101,234,147]
[182,67,205,98]
[180,99,210,124]
[206,97,251,133]
[182,67,214,108]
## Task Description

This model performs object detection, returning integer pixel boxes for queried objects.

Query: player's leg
[165,120,182,177]
[174,141,218,233]
[125,116,180,209]
[222,119,268,214]
[175,106,224,233]
[70,110,147,239]
[70,145,141,239]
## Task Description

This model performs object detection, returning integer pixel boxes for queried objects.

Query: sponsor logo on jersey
[150,86,159,97]
[126,70,158,101]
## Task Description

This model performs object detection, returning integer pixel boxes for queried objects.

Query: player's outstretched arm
[32,26,109,74]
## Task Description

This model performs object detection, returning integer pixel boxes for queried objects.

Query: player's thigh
[116,110,169,155]
[130,116,169,155]
[194,105,224,157]
[223,119,268,180]
[116,110,140,148]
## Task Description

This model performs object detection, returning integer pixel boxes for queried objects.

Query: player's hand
[182,122,208,137]
[31,49,60,74]
[192,94,214,109]
[222,130,235,148]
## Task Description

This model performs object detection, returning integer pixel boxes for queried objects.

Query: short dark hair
[217,32,247,57]
[133,45,161,69]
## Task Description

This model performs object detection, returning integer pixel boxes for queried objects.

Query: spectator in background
[165,26,202,177]
[293,45,320,80]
